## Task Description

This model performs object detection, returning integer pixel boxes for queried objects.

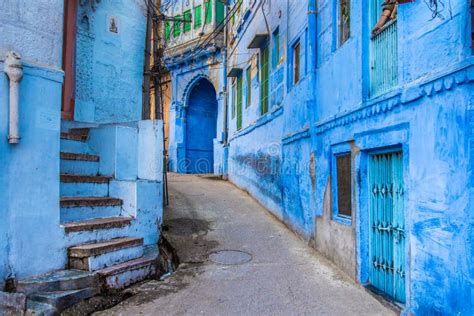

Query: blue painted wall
[166,0,474,313]
[312,1,474,314]
[74,0,147,123]
[0,0,66,287]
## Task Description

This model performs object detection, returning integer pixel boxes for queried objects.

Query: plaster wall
[0,0,64,68]
[0,65,65,285]
[225,0,314,238]
[0,0,66,287]
[74,0,147,123]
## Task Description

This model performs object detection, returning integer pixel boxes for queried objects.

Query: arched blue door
[185,79,217,173]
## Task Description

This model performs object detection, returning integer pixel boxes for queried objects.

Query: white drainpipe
[4,51,23,144]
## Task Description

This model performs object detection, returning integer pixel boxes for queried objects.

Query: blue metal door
[368,151,405,303]
[185,79,217,173]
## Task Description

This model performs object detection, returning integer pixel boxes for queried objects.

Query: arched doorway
[185,78,218,173]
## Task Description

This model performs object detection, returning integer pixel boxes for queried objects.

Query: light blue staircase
[18,127,159,314]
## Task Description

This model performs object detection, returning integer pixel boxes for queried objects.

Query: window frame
[272,27,280,69]
[231,78,237,119]
[236,74,243,130]
[165,21,171,42]
[173,15,182,38]
[292,40,301,85]
[194,5,202,29]
[245,66,252,108]
[331,143,353,225]
[259,44,270,115]
[183,10,192,33]
[338,0,351,47]
[204,0,212,25]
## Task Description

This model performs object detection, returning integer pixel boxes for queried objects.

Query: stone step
[60,175,111,198]
[26,300,56,316]
[60,174,111,183]
[68,128,90,136]
[60,159,99,176]
[60,197,122,208]
[98,256,157,290]
[60,152,99,162]
[60,137,93,155]
[61,204,122,223]
[69,237,144,271]
[61,132,87,142]
[16,270,97,296]
[63,217,132,233]
[28,287,97,313]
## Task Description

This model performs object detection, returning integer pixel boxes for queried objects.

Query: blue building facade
[1,0,164,311]
[165,0,474,314]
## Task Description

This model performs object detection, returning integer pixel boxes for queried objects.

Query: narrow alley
[97,174,395,316]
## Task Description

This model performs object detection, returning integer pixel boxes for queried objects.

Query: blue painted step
[60,197,122,223]
[60,138,93,155]
[60,152,100,176]
[68,237,144,271]
[60,174,110,198]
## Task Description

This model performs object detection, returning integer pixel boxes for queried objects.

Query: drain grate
[208,250,252,265]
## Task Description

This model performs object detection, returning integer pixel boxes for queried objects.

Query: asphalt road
[96,173,395,316]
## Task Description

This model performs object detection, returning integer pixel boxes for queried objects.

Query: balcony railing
[370,19,398,97]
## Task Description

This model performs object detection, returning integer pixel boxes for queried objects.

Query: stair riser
[101,264,156,290]
[61,205,122,223]
[60,160,99,176]
[29,288,97,312]
[70,246,144,271]
[64,227,130,248]
[16,275,97,296]
[60,182,109,198]
[60,139,92,154]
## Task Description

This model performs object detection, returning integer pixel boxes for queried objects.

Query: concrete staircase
[18,128,159,314]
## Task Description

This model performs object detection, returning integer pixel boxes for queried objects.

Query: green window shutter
[194,5,202,28]
[260,46,269,115]
[165,21,171,41]
[232,80,236,119]
[205,0,212,25]
[236,75,243,130]
[173,15,181,37]
[183,10,192,33]
[246,67,251,108]
[215,0,224,24]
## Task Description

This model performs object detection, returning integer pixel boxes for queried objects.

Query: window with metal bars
[194,5,202,29]
[204,0,212,25]
[173,15,181,37]
[183,10,192,33]
[369,0,398,97]
[260,46,269,115]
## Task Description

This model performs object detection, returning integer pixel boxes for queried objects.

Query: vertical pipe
[5,51,23,144]
[222,1,229,144]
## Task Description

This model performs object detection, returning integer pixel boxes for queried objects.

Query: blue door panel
[185,80,217,174]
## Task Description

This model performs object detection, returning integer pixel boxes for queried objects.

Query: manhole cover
[208,250,252,265]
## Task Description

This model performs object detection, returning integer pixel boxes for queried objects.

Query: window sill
[332,215,352,226]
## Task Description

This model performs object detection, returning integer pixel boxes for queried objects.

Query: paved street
[97,174,395,316]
